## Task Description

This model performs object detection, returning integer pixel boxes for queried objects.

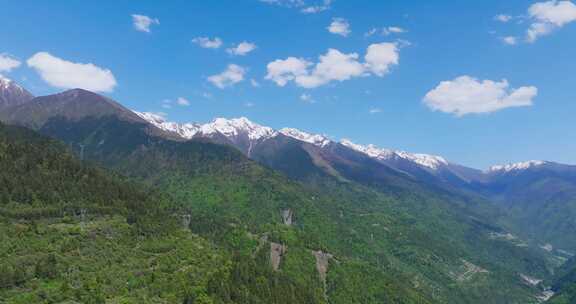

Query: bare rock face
[313,250,333,285]
[281,209,293,226]
[270,242,287,271]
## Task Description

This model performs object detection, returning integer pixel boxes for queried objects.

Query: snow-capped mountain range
[0,73,560,176]
[133,111,547,175]
[134,112,278,142]
[340,139,448,170]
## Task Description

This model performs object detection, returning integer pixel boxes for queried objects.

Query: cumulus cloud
[192,37,223,49]
[365,43,399,76]
[369,108,382,114]
[266,42,400,88]
[0,54,21,72]
[423,76,537,116]
[526,0,576,42]
[27,52,117,92]
[295,49,365,88]
[327,18,351,36]
[131,14,159,33]
[208,64,246,89]
[227,42,257,56]
[265,57,311,87]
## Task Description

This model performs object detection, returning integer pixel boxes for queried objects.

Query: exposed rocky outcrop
[270,242,287,271]
[313,250,333,285]
[281,209,293,226]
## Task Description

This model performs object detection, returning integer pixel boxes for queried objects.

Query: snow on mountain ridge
[0,75,34,106]
[135,111,452,170]
[205,117,277,140]
[488,160,548,173]
[133,112,277,141]
[1,75,25,92]
[341,139,448,170]
[279,128,332,147]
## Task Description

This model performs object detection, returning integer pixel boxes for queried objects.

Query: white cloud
[423,76,537,116]
[244,102,255,107]
[300,93,315,103]
[208,64,246,89]
[366,26,406,37]
[227,42,257,56]
[27,52,117,92]
[369,108,382,114]
[327,18,351,37]
[301,0,332,13]
[365,42,399,76]
[176,97,190,106]
[192,37,223,49]
[495,14,513,22]
[266,43,400,88]
[265,57,311,87]
[131,14,159,33]
[526,0,576,42]
[295,49,365,88]
[260,0,332,13]
[502,36,518,45]
[383,26,407,35]
[0,54,21,72]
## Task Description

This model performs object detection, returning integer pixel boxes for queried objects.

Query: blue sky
[0,0,575,169]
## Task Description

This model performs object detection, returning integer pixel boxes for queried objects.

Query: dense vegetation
[0,123,329,303]
[34,116,556,303]
[481,173,576,253]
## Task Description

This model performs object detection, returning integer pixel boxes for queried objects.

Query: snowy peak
[280,128,332,147]
[133,112,277,141]
[134,111,201,139]
[488,160,548,173]
[341,139,448,170]
[0,75,34,107]
[134,111,167,125]
[202,117,277,141]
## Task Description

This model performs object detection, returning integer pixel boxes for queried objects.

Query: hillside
[0,123,334,303]
[7,91,555,303]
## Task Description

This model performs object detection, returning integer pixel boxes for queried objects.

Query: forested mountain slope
[0,123,336,303]
[0,88,557,303]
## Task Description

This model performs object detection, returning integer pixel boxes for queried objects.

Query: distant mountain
[0,75,34,109]
[471,161,576,252]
